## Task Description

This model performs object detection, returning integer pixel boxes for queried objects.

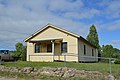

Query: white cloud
[0,0,90,50]
[98,0,120,18]
[108,21,120,31]
[101,20,120,31]
[48,0,83,12]
[107,0,120,18]
[79,8,100,19]
[0,0,120,50]
[48,0,100,20]
[111,40,120,44]
[110,40,120,49]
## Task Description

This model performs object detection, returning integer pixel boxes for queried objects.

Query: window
[61,42,67,53]
[92,49,94,56]
[84,45,86,55]
[47,44,52,52]
[35,44,40,53]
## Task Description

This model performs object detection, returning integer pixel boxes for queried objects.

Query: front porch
[28,38,78,62]
[29,38,63,62]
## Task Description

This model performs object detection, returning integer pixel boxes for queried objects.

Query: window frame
[61,42,67,53]
[47,43,52,52]
[92,49,94,56]
[84,45,86,55]
[35,44,40,53]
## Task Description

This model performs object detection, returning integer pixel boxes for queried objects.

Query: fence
[79,56,116,75]
[0,56,2,65]
[28,54,116,75]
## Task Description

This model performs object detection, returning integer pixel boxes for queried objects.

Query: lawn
[1,61,120,79]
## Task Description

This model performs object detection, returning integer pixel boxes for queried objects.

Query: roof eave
[79,36,97,48]
[24,24,80,42]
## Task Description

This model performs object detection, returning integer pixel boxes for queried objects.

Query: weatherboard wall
[78,39,98,62]
[27,27,78,62]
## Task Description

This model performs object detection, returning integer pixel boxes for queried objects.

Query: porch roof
[29,38,63,43]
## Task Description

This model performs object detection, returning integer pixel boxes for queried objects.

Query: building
[25,24,98,62]
[0,50,9,54]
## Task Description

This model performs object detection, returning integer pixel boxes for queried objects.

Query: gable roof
[24,24,97,48]
[24,24,80,42]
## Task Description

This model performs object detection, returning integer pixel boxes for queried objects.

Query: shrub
[114,59,120,64]
[11,53,21,61]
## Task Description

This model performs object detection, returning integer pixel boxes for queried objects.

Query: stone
[61,67,68,72]
[51,68,58,72]
[33,68,38,72]
[63,71,75,77]
[41,71,50,75]
[10,68,19,73]
[108,74,115,80]
[0,66,112,79]
[57,68,62,71]
[22,67,34,73]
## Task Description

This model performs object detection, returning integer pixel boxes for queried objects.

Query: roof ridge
[24,24,80,42]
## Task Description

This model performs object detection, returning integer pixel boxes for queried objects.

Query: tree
[12,42,26,61]
[22,46,27,61]
[87,25,101,55]
[112,48,120,58]
[87,25,99,47]
[101,45,113,58]
[101,45,120,58]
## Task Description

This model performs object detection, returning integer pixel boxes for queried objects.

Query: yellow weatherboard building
[25,24,98,62]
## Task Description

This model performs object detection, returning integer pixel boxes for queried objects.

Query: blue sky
[0,0,120,50]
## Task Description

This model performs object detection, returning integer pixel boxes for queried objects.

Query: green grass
[1,61,120,79]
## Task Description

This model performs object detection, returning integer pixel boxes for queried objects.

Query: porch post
[33,43,35,54]
[51,40,54,62]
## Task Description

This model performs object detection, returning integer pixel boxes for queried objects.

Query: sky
[0,0,120,50]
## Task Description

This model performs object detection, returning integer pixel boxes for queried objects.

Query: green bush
[114,59,120,64]
[11,53,21,61]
